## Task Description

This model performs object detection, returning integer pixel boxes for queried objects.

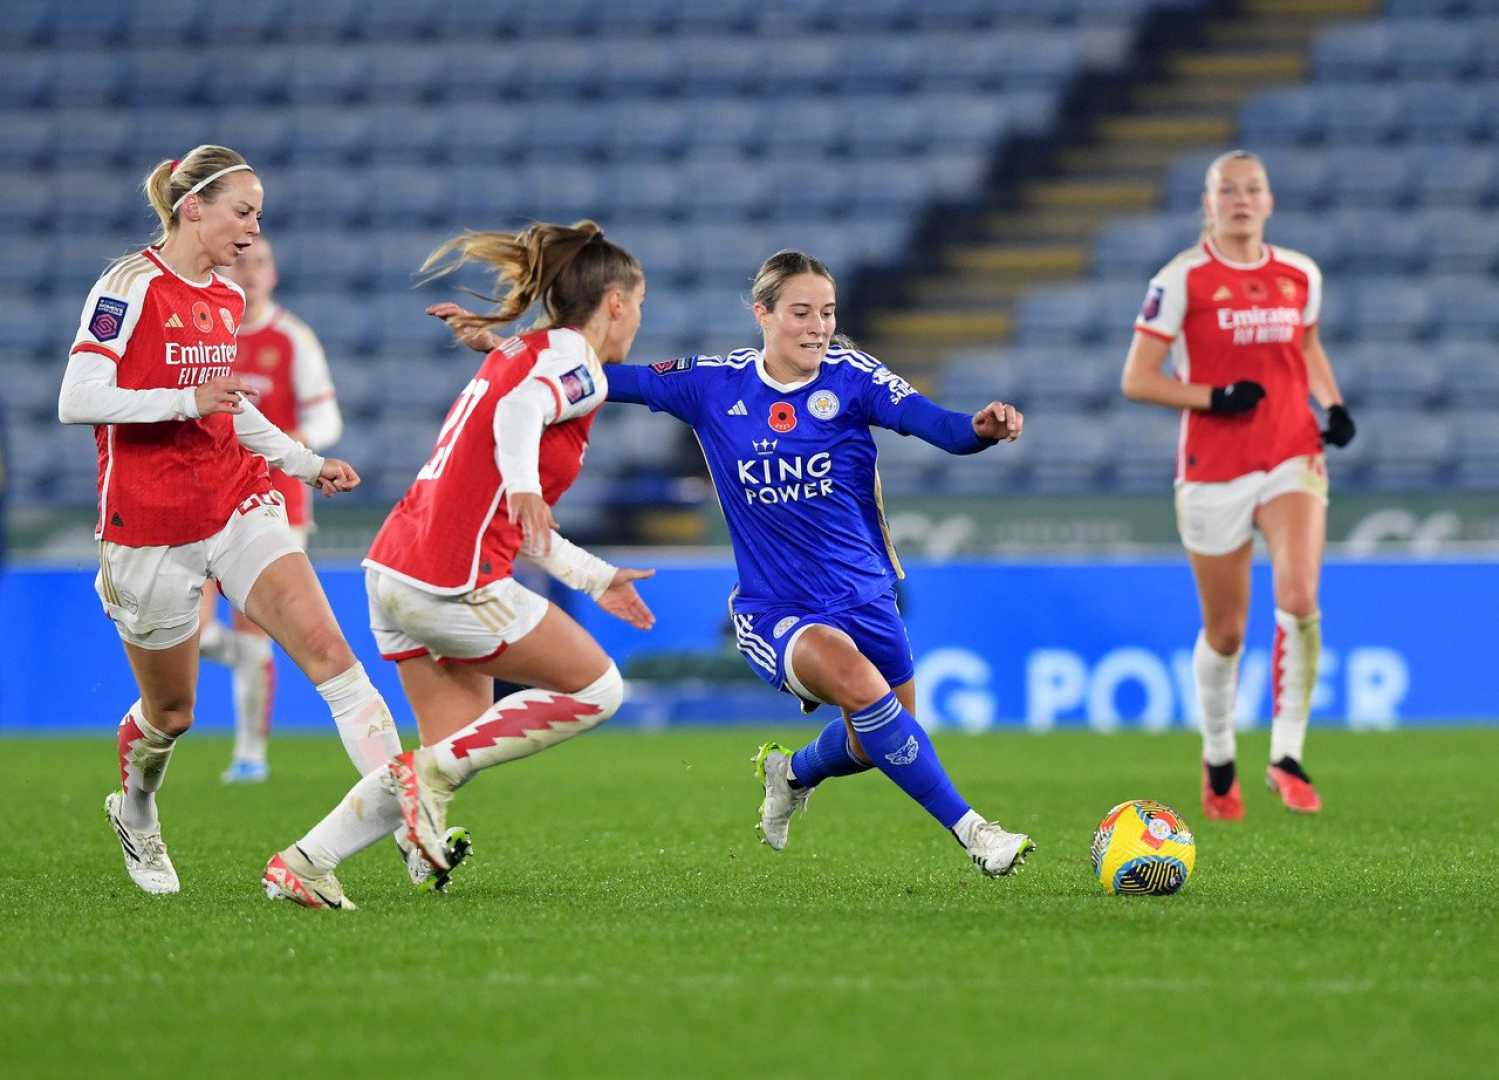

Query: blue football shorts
[727,587,915,712]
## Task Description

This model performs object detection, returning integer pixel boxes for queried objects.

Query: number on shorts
[417,377,490,481]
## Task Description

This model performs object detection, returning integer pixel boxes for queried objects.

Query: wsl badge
[807,389,840,421]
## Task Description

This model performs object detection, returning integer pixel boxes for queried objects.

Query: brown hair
[142,145,252,246]
[419,220,642,332]
[1201,149,1269,240]
[749,249,855,349]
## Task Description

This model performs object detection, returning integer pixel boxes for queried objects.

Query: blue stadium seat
[1360,409,1454,488]
[519,41,601,100]
[1424,210,1499,273]
[43,0,130,45]
[1320,86,1402,143]
[217,107,295,167]
[686,99,770,156]
[1335,342,1446,405]
[1349,277,1435,337]
[924,152,989,201]
[199,48,292,107]
[1266,211,1346,270]
[49,50,126,109]
[1013,284,1101,344]
[361,0,449,41]
[928,95,1011,149]
[938,349,1023,410]
[1413,145,1499,206]
[370,107,452,163]
[606,162,688,222]
[1311,22,1390,81]
[287,107,376,165]
[680,37,764,96]
[767,155,851,219]
[1449,411,1499,490]
[0,53,54,108]
[1107,406,1179,493]
[871,427,942,496]
[1092,214,1198,277]
[608,225,695,281]
[1257,150,1332,208]
[0,290,54,358]
[675,0,762,32]
[1022,410,1114,493]
[373,231,444,291]
[1311,282,1353,340]
[451,106,531,165]
[1431,275,1499,337]
[852,162,933,214]
[53,109,142,169]
[834,36,922,94]
[367,45,449,103]
[524,162,606,221]
[0,109,54,167]
[686,222,779,283]
[282,0,366,40]
[1431,339,1499,406]
[213,2,294,42]
[286,166,372,227]
[597,0,679,35]
[443,43,527,102]
[766,99,847,154]
[764,40,845,94]
[681,156,774,221]
[848,99,929,156]
[286,46,370,104]
[1011,346,1119,410]
[524,102,607,160]
[599,40,681,99]
[1162,149,1218,209]
[603,100,690,161]
[1390,19,1479,80]
[515,0,605,37]
[1336,210,1425,273]
[1238,89,1321,144]
[1397,82,1488,143]
[451,163,533,223]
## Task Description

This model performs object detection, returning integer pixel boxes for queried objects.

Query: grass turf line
[4,729,1496,1079]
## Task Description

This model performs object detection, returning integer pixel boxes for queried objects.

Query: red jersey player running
[1121,150,1356,821]
[199,237,345,784]
[263,221,655,910]
[59,145,404,895]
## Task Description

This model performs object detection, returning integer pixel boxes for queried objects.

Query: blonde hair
[749,249,856,349]
[142,145,252,246]
[1201,149,1269,240]
[419,220,642,332]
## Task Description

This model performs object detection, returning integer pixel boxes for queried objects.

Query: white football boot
[262,846,356,910]
[104,790,180,895]
[386,750,455,872]
[964,820,1037,877]
[753,742,811,851]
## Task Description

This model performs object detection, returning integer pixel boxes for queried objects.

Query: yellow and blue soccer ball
[1090,799,1196,896]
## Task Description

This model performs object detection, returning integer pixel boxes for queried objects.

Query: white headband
[171,164,254,213]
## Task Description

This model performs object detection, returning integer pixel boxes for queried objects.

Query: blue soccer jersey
[608,346,991,613]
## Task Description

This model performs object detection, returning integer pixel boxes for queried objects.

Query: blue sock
[849,691,971,829]
[789,717,872,788]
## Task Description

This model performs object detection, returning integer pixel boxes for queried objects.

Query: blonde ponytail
[140,144,252,245]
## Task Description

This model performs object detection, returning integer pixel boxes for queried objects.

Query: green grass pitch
[5,728,1496,1079]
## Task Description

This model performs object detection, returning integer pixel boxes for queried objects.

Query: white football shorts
[1174,453,1330,557]
[96,492,303,650]
[365,568,550,665]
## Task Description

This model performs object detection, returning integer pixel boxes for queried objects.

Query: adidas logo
[727,400,747,416]
[1212,285,1233,302]
[164,312,183,328]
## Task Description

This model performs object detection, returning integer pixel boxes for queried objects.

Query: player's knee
[148,702,196,736]
[571,662,623,727]
[1276,587,1319,618]
[1204,623,1245,656]
[293,622,356,680]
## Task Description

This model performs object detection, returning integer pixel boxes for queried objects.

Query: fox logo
[884,735,919,766]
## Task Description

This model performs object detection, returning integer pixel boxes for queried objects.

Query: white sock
[951,808,984,848]
[428,664,624,786]
[315,663,403,776]
[1194,630,1242,766]
[198,619,238,665]
[1271,608,1320,764]
[117,702,177,831]
[231,633,274,766]
[296,769,403,872]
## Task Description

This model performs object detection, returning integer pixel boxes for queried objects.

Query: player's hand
[1321,403,1356,448]
[427,302,500,353]
[312,457,360,496]
[973,401,1023,442]
[1208,380,1266,415]
[508,492,556,556]
[195,376,257,416]
[596,567,656,631]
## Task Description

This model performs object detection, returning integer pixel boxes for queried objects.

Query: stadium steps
[860,0,1373,374]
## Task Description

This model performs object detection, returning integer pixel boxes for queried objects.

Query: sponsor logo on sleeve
[1140,284,1164,321]
[559,364,596,404]
[768,401,797,433]
[89,297,127,341]
[650,357,694,375]
[807,389,840,420]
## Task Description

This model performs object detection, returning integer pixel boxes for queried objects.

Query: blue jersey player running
[608,251,1037,878]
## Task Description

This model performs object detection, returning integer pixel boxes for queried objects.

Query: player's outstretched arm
[525,530,656,630]
[233,396,334,488]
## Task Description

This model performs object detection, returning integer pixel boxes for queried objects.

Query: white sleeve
[286,314,343,449]
[1302,259,1323,328]
[1133,258,1189,341]
[526,530,617,599]
[492,377,553,496]
[530,331,608,423]
[71,256,153,362]
[234,398,324,482]
[58,350,200,425]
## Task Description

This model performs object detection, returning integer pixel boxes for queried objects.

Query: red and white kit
[364,326,617,663]
[232,304,342,535]
[61,248,323,647]
[1135,241,1329,555]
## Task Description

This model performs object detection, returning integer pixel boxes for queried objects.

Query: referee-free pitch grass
[5,729,1496,1079]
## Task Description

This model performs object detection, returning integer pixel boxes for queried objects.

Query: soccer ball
[1090,799,1196,896]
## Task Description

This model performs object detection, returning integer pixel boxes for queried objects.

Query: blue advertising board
[1,558,1493,733]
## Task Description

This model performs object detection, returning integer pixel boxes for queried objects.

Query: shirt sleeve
[70,258,153,363]
[58,349,200,425]
[604,358,701,424]
[492,377,553,497]
[1133,259,1189,342]
[286,314,343,449]
[1302,259,1323,328]
[530,333,608,423]
[859,362,990,455]
[234,398,324,482]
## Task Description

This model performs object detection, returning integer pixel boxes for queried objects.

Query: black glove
[1321,404,1356,448]
[1208,380,1266,416]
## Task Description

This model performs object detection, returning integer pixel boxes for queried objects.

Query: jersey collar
[1203,239,1271,271]
[142,245,217,289]
[753,348,821,393]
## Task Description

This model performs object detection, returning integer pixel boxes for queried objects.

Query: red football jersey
[364,327,607,594]
[1134,241,1324,483]
[70,247,270,545]
[232,305,336,527]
